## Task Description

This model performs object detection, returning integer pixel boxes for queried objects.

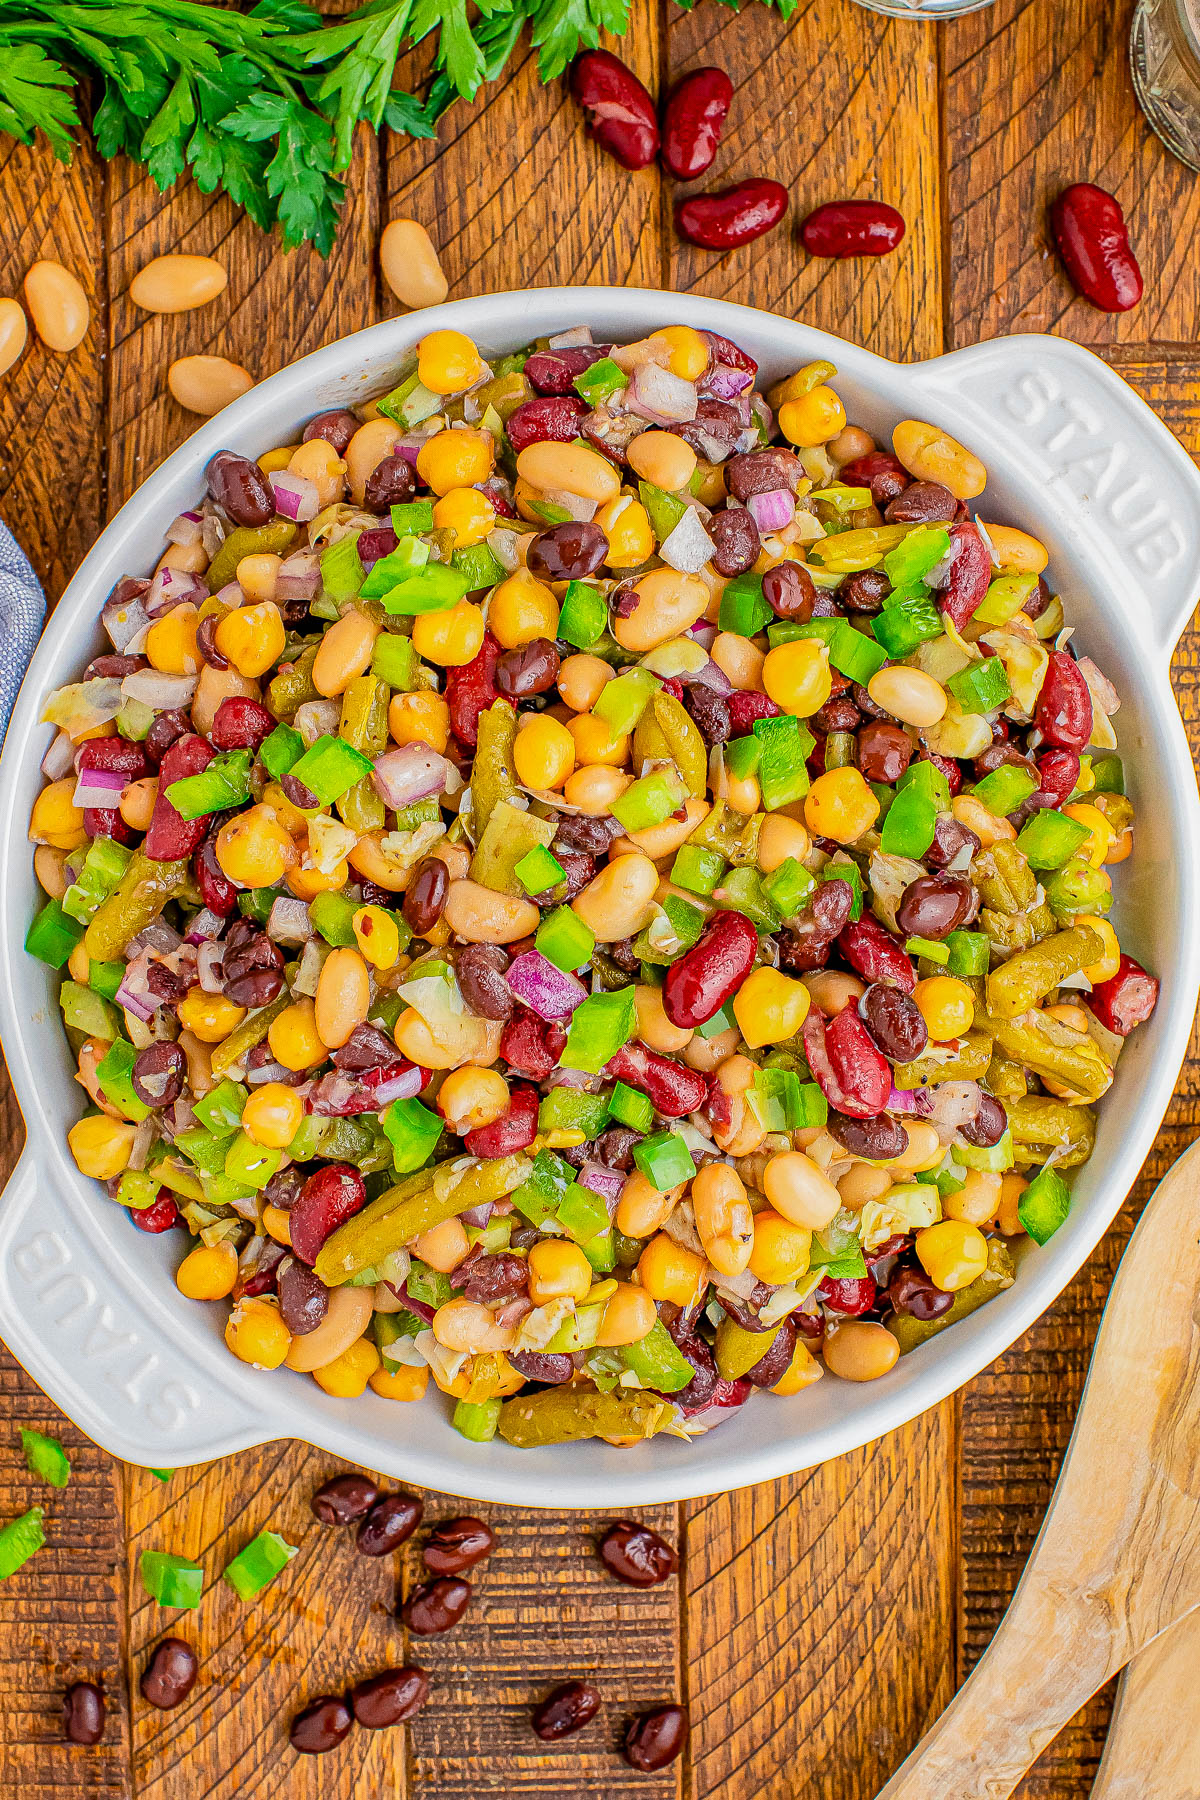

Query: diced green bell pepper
[382,1097,443,1172]
[560,987,636,1075]
[288,734,374,805]
[633,1131,695,1191]
[26,899,84,969]
[1017,1164,1072,1244]
[557,580,608,649]
[947,656,1011,714]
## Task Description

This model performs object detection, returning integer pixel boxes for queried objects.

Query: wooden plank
[103,135,389,1800]
[957,361,1200,1795]
[0,138,106,602]
[385,18,664,303]
[685,1414,957,1800]
[666,0,943,365]
[943,0,1200,348]
[405,1501,681,1797]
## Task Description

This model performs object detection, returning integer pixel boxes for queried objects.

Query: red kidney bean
[1030,747,1081,811]
[211,695,276,752]
[817,1273,878,1316]
[532,1679,602,1742]
[889,1265,953,1321]
[676,179,788,250]
[144,734,214,862]
[527,520,608,583]
[278,1260,330,1335]
[131,1189,180,1233]
[63,1681,105,1745]
[860,984,928,1063]
[762,561,817,623]
[1050,183,1143,313]
[500,1008,566,1078]
[938,523,992,631]
[1087,955,1159,1037]
[1035,650,1093,751]
[195,613,228,672]
[592,1125,642,1171]
[311,1471,379,1525]
[683,684,731,748]
[624,1704,689,1771]
[303,409,360,455]
[744,1316,798,1387]
[140,1638,199,1709]
[403,857,449,935]
[206,450,274,528]
[423,1516,495,1575]
[290,1695,353,1754]
[726,447,807,501]
[83,805,135,845]
[496,638,561,699]
[289,1163,366,1266]
[837,915,916,993]
[445,629,501,749]
[401,1575,472,1636]
[801,198,906,258]
[598,1520,678,1587]
[456,943,514,1022]
[855,720,912,784]
[605,1042,708,1117]
[670,395,746,459]
[456,1251,528,1304]
[921,748,962,798]
[334,1023,407,1073]
[221,918,285,1009]
[364,451,416,515]
[826,1109,909,1161]
[350,1666,429,1729]
[661,67,733,179]
[358,1492,424,1556]
[960,1092,1008,1149]
[523,348,604,396]
[885,480,958,525]
[77,737,149,780]
[840,451,909,508]
[805,1008,891,1117]
[463,1081,539,1157]
[896,873,975,940]
[192,837,238,916]
[570,49,659,170]
[708,506,760,577]
[700,328,759,384]
[841,568,893,614]
[662,910,758,1030]
[726,689,782,736]
[131,1042,186,1109]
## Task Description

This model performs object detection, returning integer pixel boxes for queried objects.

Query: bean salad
[27,320,1158,1450]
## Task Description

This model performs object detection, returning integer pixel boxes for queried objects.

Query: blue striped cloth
[0,522,47,746]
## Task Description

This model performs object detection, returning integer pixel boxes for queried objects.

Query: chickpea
[438,1066,510,1133]
[683,1024,741,1072]
[235,553,282,603]
[119,777,158,833]
[823,1321,900,1382]
[757,813,811,872]
[192,665,261,738]
[827,425,875,468]
[943,1168,1003,1227]
[572,854,659,941]
[433,1297,515,1355]
[288,436,347,506]
[558,653,614,713]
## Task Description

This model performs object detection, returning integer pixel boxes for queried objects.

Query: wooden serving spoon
[1090,1607,1200,1798]
[875,1136,1200,1800]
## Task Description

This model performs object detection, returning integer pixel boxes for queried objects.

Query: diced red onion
[687,622,718,651]
[578,1162,625,1210]
[200,512,226,558]
[196,941,225,994]
[115,970,157,1022]
[459,1201,495,1228]
[307,1071,377,1117]
[486,527,522,573]
[1076,656,1119,717]
[184,908,225,945]
[686,655,732,696]
[276,551,322,602]
[246,1057,294,1088]
[885,1085,934,1116]
[121,669,197,711]
[372,742,449,809]
[102,593,151,652]
[548,325,594,349]
[144,566,208,618]
[506,951,588,1021]
[926,1080,983,1138]
[166,510,205,547]
[394,435,426,467]
[72,767,125,810]
[267,896,315,944]
[269,472,320,523]
[747,488,796,532]
[539,488,598,524]
[41,731,77,780]
[127,920,183,957]
[361,1062,423,1104]
[630,362,699,424]
[706,364,754,399]
[659,507,717,575]
[546,1066,592,1090]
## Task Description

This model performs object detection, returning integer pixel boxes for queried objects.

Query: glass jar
[849,0,993,14]
[1130,0,1200,171]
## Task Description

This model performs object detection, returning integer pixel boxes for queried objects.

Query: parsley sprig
[0,0,796,254]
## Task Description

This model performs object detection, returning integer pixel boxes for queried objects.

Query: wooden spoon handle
[875,1573,1113,1800]
[1090,1606,1200,1799]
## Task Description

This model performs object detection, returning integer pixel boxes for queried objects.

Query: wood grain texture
[1090,1607,1200,1799]
[666,0,942,364]
[942,0,1200,347]
[0,136,106,603]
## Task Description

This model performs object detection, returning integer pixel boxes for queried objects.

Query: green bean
[890,1239,1014,1353]
[715,1317,782,1382]
[633,692,707,800]
[497,1383,676,1447]
[207,521,298,594]
[689,799,762,865]
[890,1029,993,1090]
[985,1049,1028,1101]
[315,1153,532,1286]
[210,993,290,1079]
[1006,1095,1097,1169]
[82,852,189,961]
[470,797,555,895]
[985,925,1104,1019]
[471,702,518,841]
[985,1011,1113,1105]
[981,903,1055,952]
[973,841,1038,915]
[337,673,388,833]
[267,643,319,719]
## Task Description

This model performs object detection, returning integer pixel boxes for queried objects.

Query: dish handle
[0,1151,271,1469]
[913,337,1200,658]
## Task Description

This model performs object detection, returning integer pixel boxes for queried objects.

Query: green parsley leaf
[0,42,80,160]
[20,1428,71,1489]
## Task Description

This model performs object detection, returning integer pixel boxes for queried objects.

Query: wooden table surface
[1,0,1198,1792]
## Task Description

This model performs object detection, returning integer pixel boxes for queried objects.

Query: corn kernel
[268,998,326,1071]
[312,1336,381,1397]
[287,856,350,900]
[242,1082,303,1149]
[596,496,654,568]
[1062,802,1114,869]
[804,767,880,844]
[1079,915,1120,985]
[177,987,246,1044]
[176,1239,240,1301]
[433,485,496,547]
[913,975,975,1042]
[417,427,494,495]
[734,966,811,1048]
[412,599,485,667]
[225,1297,292,1369]
[748,1208,812,1286]
[568,712,629,768]
[763,638,833,718]
[67,1113,137,1180]
[261,1204,292,1246]
[636,1232,706,1307]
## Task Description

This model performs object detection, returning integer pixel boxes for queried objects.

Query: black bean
[745,1316,798,1388]
[350,1665,429,1729]
[812,696,861,735]
[357,1492,424,1556]
[840,568,892,614]
[888,1266,954,1321]
[195,612,229,670]
[456,943,513,1020]
[856,720,912,784]
[303,409,360,455]
[363,452,416,514]
[310,1471,380,1526]
[860,984,929,1063]
[62,1681,105,1745]
[961,1092,1008,1148]
[762,561,816,622]
[506,1349,578,1384]
[458,1253,528,1305]
[884,480,958,524]
[624,1704,689,1771]
[926,814,981,870]
[708,507,760,577]
[552,812,620,855]
[591,1125,642,1172]
[496,638,560,698]
[532,1680,601,1741]
[527,521,607,583]
[399,1575,472,1636]
[895,873,976,941]
[262,1166,305,1211]
[826,1109,910,1161]
[131,1041,187,1109]
[725,447,806,500]
[598,1521,678,1588]
[278,1260,330,1336]
[423,1516,495,1576]
[683,683,731,747]
[290,1695,353,1754]
[206,450,274,527]
[139,1638,199,1710]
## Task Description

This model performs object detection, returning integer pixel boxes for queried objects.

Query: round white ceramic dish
[1,289,1198,1507]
